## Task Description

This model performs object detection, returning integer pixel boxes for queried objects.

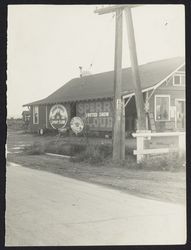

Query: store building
[23,57,185,136]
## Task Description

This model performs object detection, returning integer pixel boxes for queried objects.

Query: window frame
[33,106,39,124]
[154,95,171,122]
[173,74,185,86]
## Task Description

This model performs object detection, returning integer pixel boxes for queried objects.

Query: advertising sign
[49,104,68,129]
[76,100,113,130]
[70,117,84,134]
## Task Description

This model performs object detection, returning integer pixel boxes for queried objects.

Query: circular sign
[70,117,84,134]
[49,104,68,129]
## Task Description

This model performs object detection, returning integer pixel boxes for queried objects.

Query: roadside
[6,129,186,205]
[6,162,186,246]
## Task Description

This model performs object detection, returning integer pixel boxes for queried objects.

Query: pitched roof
[24,57,185,106]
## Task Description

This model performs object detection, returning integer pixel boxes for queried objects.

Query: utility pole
[112,8,123,161]
[124,7,146,130]
[95,6,123,161]
[95,4,145,162]
[121,97,126,160]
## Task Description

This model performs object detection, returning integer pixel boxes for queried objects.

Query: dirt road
[6,162,186,246]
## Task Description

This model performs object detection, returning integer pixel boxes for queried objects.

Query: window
[173,74,185,86]
[33,106,39,124]
[155,95,170,121]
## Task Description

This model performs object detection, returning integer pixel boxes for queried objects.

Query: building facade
[24,57,185,136]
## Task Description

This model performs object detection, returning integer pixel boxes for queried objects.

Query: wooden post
[145,91,149,130]
[136,135,144,163]
[112,8,123,161]
[121,97,126,160]
[124,7,146,131]
[94,5,143,161]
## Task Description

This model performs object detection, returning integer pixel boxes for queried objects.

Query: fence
[132,131,185,163]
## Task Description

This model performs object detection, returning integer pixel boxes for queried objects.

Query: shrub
[23,142,45,155]
[71,144,112,165]
[98,144,112,157]
[70,143,87,156]
[45,142,71,155]
[44,141,86,156]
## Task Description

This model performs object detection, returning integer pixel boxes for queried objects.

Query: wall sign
[86,113,98,117]
[76,100,113,130]
[49,104,68,129]
[70,117,84,134]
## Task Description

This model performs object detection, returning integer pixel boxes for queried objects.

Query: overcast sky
[7,4,185,118]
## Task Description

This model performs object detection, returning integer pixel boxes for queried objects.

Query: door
[175,99,185,130]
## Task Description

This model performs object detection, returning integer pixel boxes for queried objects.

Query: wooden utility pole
[95,6,124,161]
[95,5,145,161]
[112,8,123,161]
[121,97,126,160]
[124,7,146,130]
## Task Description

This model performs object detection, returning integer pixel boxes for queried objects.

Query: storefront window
[33,106,39,124]
[155,95,170,121]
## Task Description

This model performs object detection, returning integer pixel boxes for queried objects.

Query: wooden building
[23,57,185,136]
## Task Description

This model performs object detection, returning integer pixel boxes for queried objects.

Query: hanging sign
[70,117,84,134]
[49,104,68,129]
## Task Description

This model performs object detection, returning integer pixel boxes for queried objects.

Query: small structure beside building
[22,110,31,130]
[23,57,185,136]
[22,110,31,123]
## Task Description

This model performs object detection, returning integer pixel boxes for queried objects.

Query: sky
[7,4,185,118]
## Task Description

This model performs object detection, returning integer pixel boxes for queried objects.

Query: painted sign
[86,113,98,117]
[85,112,109,118]
[49,104,68,129]
[76,100,113,130]
[70,117,84,134]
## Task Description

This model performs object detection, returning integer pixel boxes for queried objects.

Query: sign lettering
[49,104,68,129]
[76,101,113,130]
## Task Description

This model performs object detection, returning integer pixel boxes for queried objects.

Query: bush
[44,141,86,156]
[23,142,45,155]
[70,143,87,155]
[71,144,113,165]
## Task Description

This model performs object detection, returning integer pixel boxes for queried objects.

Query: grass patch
[23,141,87,156]
[44,141,86,156]
[138,152,185,171]
[7,130,186,205]
[23,139,113,165]
[23,142,45,155]
[71,144,112,165]
[22,140,185,172]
